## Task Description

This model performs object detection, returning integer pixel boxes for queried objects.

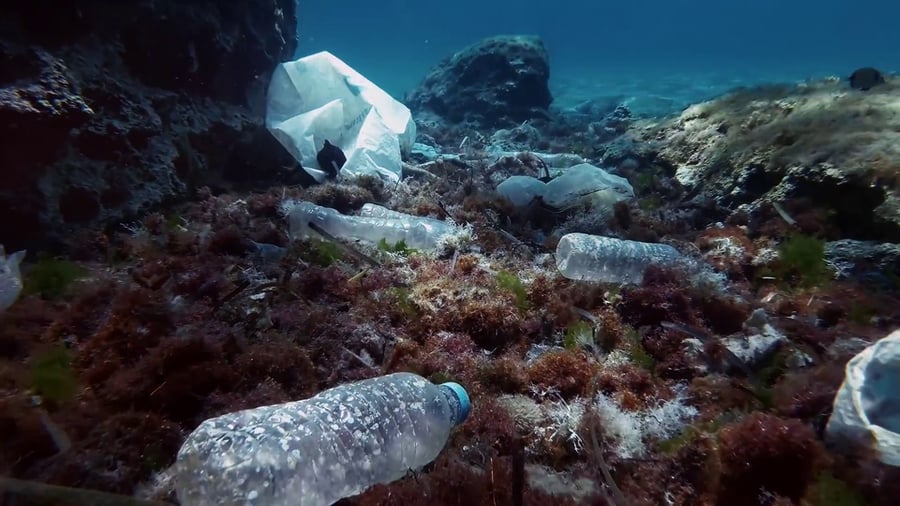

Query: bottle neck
[439,383,470,425]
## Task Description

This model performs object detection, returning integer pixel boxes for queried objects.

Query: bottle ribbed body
[555,233,682,284]
[174,373,466,506]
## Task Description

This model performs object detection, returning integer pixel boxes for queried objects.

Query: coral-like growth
[526,350,597,399]
[475,353,529,395]
[387,332,481,392]
[693,292,750,335]
[453,396,521,458]
[619,266,698,327]
[717,412,825,505]
[405,258,541,351]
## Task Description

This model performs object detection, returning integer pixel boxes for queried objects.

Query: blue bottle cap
[440,382,471,425]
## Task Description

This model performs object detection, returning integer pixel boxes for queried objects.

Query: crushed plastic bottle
[555,232,683,284]
[173,372,471,506]
[285,200,456,251]
[0,245,26,311]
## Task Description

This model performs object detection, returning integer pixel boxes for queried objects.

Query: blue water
[298,1,900,116]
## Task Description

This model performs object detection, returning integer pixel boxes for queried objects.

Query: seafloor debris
[1,63,899,506]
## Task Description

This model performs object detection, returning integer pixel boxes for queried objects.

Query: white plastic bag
[266,51,416,182]
[496,163,634,211]
[827,328,900,466]
[0,245,26,311]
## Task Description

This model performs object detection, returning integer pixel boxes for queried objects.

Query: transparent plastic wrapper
[286,200,456,251]
[266,51,416,182]
[174,372,470,506]
[496,163,633,211]
[555,233,683,284]
[827,328,900,466]
[541,163,634,210]
[496,175,545,207]
[0,245,26,311]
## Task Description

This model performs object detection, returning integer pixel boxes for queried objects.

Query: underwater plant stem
[512,437,524,506]
[589,420,629,506]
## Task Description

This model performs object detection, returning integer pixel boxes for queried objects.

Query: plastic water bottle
[173,372,471,506]
[555,232,683,284]
[286,200,455,251]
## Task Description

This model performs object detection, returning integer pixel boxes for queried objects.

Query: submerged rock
[848,67,886,91]
[722,327,785,370]
[405,35,552,129]
[0,2,301,252]
[638,79,900,242]
[825,239,900,283]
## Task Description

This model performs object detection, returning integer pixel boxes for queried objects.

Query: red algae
[527,350,598,400]
[1,178,894,506]
[717,413,825,505]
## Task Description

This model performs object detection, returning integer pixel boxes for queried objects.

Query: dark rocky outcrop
[0,1,303,252]
[406,35,552,130]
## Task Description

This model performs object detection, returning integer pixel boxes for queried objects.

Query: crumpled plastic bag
[496,163,634,211]
[265,51,416,182]
[827,328,900,466]
[0,245,26,311]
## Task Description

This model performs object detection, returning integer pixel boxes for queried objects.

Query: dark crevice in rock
[797,177,899,242]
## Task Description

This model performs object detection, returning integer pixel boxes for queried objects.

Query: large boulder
[637,79,900,242]
[0,1,302,252]
[406,35,552,129]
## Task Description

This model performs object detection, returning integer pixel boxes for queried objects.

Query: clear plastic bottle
[173,372,470,506]
[555,232,683,284]
[286,200,455,250]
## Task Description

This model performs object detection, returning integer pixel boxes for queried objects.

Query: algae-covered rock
[0,1,301,252]
[640,78,900,241]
